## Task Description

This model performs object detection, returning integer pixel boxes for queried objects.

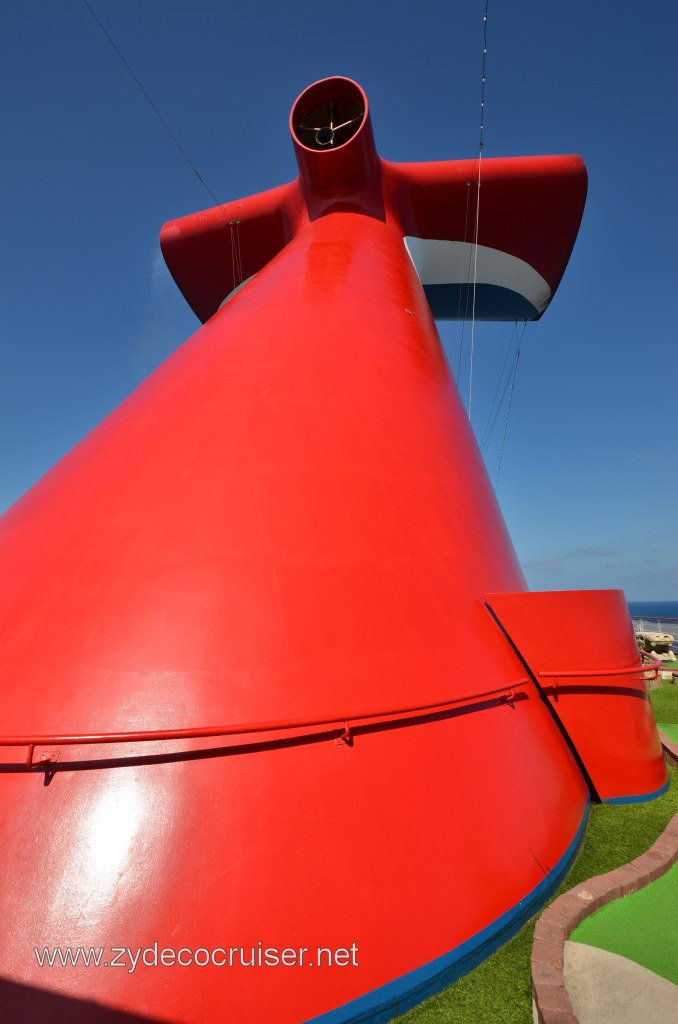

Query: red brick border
[660,729,678,771]
[531,744,678,1024]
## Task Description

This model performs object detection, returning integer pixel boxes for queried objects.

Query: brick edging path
[661,729,678,771]
[531,740,678,1024]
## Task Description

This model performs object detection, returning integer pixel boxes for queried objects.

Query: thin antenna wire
[480,321,518,453]
[468,174,481,419]
[79,0,224,209]
[478,1,489,157]
[455,182,472,384]
[456,208,477,386]
[78,0,248,296]
[468,0,489,422]
[236,222,245,283]
[495,321,526,489]
[482,326,519,455]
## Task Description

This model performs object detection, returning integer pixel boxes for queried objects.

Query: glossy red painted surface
[0,77,659,1022]
[486,590,668,801]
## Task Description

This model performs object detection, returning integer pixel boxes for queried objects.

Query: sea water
[627,600,678,621]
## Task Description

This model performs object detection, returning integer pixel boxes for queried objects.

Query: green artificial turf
[569,860,678,985]
[659,722,678,744]
[395,701,678,1024]
[650,678,678,724]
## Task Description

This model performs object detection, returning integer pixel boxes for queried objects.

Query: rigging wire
[78,0,245,289]
[466,1,525,486]
[455,182,472,384]
[230,219,245,291]
[479,321,518,453]
[494,321,526,489]
[481,327,519,456]
[79,0,224,209]
[467,0,489,421]
[456,185,478,386]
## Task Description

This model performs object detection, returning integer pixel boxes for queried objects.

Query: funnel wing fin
[160,181,299,323]
[385,155,587,321]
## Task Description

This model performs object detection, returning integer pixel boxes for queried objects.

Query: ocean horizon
[627,600,678,621]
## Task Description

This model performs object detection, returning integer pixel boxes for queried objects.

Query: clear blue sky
[1,0,676,600]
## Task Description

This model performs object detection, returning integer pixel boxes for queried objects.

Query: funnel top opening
[291,77,367,152]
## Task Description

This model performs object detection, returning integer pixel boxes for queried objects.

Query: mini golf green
[570,859,678,986]
[659,722,678,744]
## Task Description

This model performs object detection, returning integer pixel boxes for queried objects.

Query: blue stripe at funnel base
[603,778,669,805]
[305,796,590,1024]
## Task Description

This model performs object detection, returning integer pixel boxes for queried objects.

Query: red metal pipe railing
[538,649,662,681]
[0,677,530,769]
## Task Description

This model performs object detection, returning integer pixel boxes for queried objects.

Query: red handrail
[538,649,662,681]
[0,677,530,768]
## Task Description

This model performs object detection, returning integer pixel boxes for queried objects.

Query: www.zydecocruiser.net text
[34,942,360,973]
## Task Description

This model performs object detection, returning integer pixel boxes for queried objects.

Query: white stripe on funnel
[404,238,552,314]
[218,273,257,311]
